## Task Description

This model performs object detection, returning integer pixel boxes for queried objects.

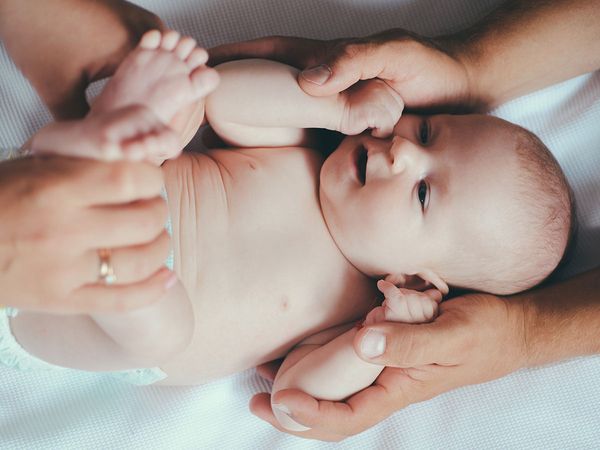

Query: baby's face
[319,114,522,288]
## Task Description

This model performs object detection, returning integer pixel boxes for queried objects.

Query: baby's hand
[364,279,442,326]
[338,79,404,138]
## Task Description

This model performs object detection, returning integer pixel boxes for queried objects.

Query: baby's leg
[91,30,219,150]
[6,276,192,374]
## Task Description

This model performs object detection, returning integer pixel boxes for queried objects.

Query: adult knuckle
[44,268,71,300]
[389,330,418,365]
[28,177,65,208]
[260,35,288,57]
[339,40,365,59]
[137,199,167,237]
[149,197,169,225]
[154,231,172,260]
[21,219,61,252]
[129,251,158,280]
[108,163,137,197]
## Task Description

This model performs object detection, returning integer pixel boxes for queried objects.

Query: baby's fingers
[376,279,402,298]
[371,88,404,138]
[423,288,443,303]
[385,295,438,323]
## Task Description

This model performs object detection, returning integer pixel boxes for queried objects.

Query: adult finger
[354,321,460,367]
[298,40,389,97]
[209,36,330,69]
[268,382,396,439]
[64,267,176,314]
[81,230,171,285]
[255,359,283,382]
[81,196,168,248]
[62,159,164,206]
[250,393,345,442]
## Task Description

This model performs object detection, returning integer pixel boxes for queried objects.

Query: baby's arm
[205,59,404,147]
[10,278,193,372]
[271,280,442,431]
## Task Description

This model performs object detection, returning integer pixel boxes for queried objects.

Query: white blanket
[1,0,599,448]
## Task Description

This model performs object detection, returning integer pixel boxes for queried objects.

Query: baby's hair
[511,128,577,288]
[448,122,575,295]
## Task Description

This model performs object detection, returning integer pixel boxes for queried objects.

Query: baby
[1,31,573,428]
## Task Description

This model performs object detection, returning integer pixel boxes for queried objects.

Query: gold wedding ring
[98,248,117,285]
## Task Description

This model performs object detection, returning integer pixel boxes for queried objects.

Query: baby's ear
[385,270,448,294]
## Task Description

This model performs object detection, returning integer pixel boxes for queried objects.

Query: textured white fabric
[1,0,599,448]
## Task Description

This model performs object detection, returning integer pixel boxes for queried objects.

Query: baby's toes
[189,66,220,97]
[186,47,209,69]
[160,30,181,51]
[121,139,147,161]
[175,36,197,61]
[122,130,163,161]
[128,126,180,162]
[139,30,162,50]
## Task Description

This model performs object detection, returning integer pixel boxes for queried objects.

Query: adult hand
[249,293,528,441]
[0,0,164,119]
[0,156,174,314]
[210,29,479,112]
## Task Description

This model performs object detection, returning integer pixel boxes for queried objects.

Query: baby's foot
[32,104,180,162]
[91,29,219,141]
[364,279,442,326]
[338,79,404,138]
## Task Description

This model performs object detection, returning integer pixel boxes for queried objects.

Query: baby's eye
[417,180,429,211]
[419,119,430,145]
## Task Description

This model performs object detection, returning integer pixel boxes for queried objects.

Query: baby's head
[319,114,574,295]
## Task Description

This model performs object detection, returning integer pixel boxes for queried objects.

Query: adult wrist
[434,33,491,112]
[515,269,600,368]
[513,285,567,369]
[501,294,532,372]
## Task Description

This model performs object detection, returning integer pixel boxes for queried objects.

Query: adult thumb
[298,42,384,97]
[353,322,455,367]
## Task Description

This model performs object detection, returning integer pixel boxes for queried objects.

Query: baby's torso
[159,147,378,385]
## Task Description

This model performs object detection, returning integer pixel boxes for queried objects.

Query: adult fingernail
[360,329,386,359]
[272,403,311,432]
[301,64,332,85]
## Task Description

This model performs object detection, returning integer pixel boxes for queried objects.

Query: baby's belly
[157,284,334,385]
[158,151,376,385]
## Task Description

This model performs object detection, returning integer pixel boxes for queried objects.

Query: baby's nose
[389,136,417,174]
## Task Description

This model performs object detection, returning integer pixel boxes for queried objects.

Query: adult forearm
[444,0,600,109]
[518,267,600,367]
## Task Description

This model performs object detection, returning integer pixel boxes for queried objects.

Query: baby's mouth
[356,145,368,186]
